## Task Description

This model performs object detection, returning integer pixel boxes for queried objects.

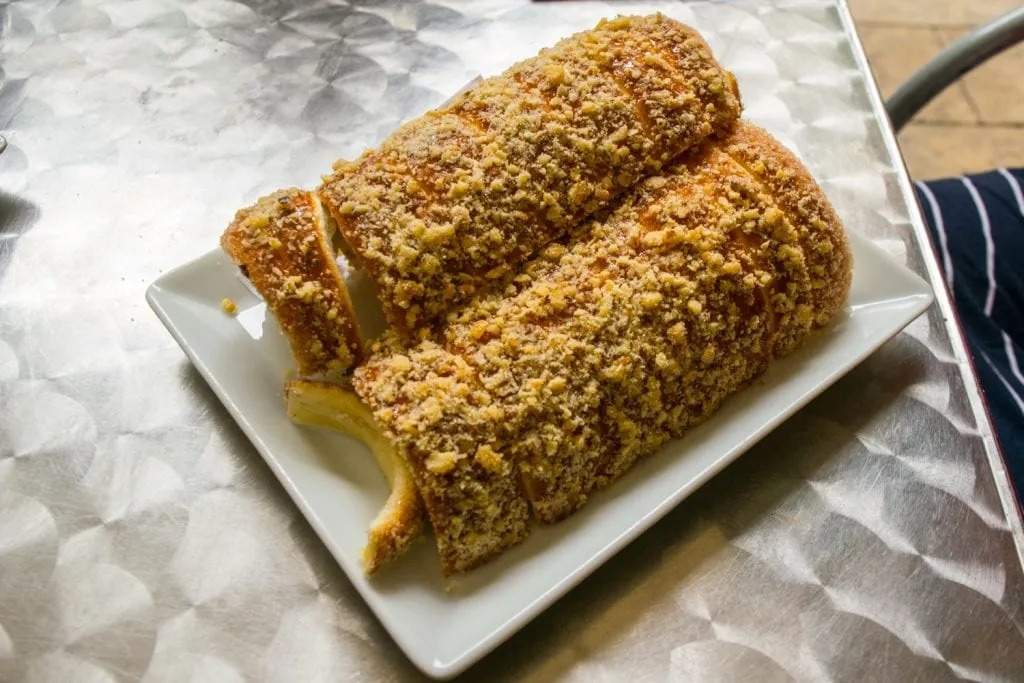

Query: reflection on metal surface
[0,0,1022,681]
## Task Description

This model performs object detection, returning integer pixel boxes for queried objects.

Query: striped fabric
[915,168,1024,498]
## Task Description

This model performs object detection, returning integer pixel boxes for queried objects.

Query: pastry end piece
[221,188,364,376]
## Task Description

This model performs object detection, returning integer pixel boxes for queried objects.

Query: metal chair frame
[885,7,1024,133]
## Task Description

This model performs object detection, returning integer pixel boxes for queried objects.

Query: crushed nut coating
[353,123,852,574]
[320,14,742,335]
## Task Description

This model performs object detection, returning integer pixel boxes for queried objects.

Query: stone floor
[850,0,1024,180]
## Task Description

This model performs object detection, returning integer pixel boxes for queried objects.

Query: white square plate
[147,229,931,678]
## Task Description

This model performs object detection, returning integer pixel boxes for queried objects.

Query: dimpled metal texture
[2,0,1024,681]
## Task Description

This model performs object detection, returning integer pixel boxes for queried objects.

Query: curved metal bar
[886,7,1024,132]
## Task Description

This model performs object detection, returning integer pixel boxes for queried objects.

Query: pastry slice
[221,188,363,376]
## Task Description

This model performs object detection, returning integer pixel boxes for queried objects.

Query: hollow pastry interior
[285,379,425,574]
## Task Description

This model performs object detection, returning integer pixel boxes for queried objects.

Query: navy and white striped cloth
[915,168,1024,498]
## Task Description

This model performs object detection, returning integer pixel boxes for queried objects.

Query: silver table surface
[2,0,1024,681]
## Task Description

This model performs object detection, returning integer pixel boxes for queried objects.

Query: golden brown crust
[220,189,364,376]
[353,122,852,571]
[320,13,742,335]
[720,124,853,346]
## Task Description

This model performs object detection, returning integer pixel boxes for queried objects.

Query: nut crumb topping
[353,123,852,574]
[320,14,742,335]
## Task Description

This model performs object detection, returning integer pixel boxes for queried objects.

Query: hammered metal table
[2,0,1024,681]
